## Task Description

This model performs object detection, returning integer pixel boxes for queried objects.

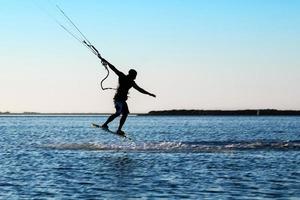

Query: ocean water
[0,115,299,199]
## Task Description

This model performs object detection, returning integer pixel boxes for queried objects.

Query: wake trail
[41,140,300,152]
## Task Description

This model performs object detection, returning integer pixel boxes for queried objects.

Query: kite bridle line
[34,1,115,91]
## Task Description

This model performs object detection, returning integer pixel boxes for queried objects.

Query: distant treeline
[0,112,10,114]
[144,109,300,116]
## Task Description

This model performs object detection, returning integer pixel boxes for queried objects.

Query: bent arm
[100,57,123,76]
[133,83,156,97]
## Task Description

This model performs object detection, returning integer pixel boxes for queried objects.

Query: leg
[102,100,122,128]
[117,102,129,132]
[102,113,120,128]
[117,113,128,131]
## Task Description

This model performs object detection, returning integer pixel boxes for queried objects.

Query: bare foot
[101,124,109,129]
[116,130,125,135]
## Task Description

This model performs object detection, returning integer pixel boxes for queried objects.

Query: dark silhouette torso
[114,73,135,101]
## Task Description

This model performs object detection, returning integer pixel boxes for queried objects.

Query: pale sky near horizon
[1,0,300,113]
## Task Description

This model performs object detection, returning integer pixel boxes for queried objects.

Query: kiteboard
[91,123,132,140]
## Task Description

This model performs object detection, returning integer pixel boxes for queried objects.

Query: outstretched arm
[99,57,123,76]
[133,83,156,98]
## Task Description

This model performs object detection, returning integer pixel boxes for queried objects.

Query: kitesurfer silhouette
[100,57,156,135]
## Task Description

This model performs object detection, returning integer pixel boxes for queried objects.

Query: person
[100,57,156,135]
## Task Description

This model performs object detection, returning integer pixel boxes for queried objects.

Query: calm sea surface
[0,116,299,199]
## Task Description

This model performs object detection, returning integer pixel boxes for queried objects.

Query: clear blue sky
[1,0,300,113]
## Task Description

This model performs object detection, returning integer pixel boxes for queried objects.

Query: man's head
[128,69,137,80]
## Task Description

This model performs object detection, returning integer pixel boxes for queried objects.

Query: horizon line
[1,109,300,116]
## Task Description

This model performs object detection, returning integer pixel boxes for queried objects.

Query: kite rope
[33,1,115,90]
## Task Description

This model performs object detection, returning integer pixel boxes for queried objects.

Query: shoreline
[1,109,300,116]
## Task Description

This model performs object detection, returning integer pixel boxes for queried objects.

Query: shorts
[114,100,129,115]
